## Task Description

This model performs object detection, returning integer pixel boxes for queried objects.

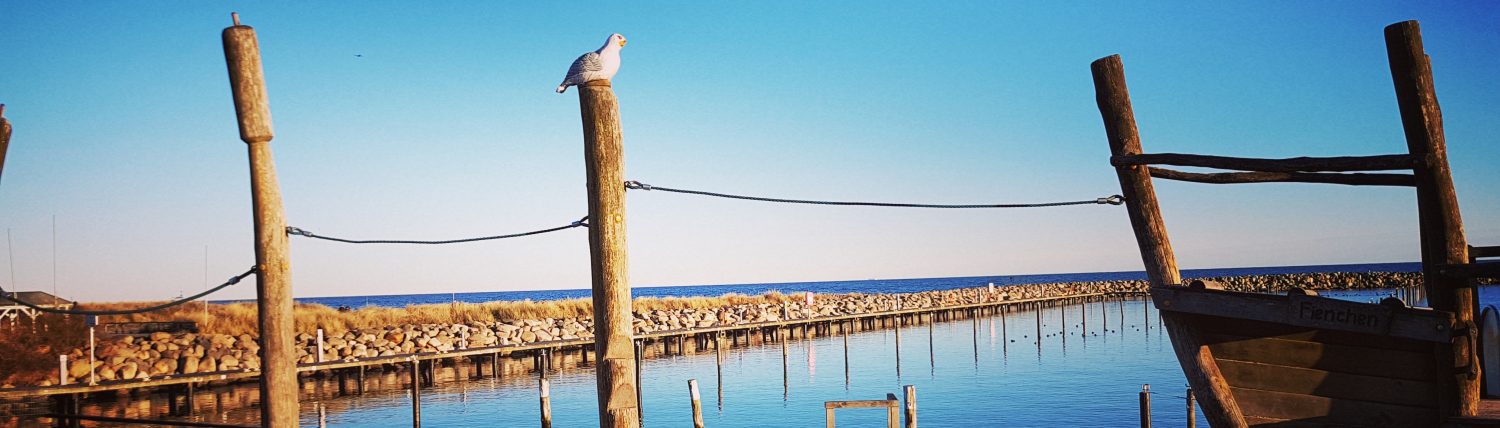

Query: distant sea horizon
[218,261,1422,309]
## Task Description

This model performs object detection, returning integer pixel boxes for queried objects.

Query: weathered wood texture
[1147,167,1415,187]
[688,379,704,428]
[1094,54,1245,428]
[540,378,552,428]
[222,16,298,428]
[903,385,917,428]
[1472,246,1500,261]
[1152,287,1454,343]
[579,79,640,428]
[1386,19,1477,417]
[0,105,10,185]
[1185,311,1450,426]
[1112,153,1414,172]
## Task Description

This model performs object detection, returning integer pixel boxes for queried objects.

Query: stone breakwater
[25,271,1423,387]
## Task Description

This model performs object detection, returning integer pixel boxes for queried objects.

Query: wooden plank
[1204,334,1436,381]
[1191,312,1434,354]
[1154,287,1454,343]
[1472,246,1500,260]
[1147,167,1415,187]
[1112,153,1415,173]
[1216,359,1438,408]
[1243,415,1363,428]
[1230,387,1439,427]
[825,400,899,409]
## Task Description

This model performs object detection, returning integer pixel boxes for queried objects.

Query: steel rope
[285,216,589,245]
[623,181,1125,208]
[0,266,258,316]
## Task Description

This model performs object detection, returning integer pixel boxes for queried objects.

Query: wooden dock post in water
[903,385,917,428]
[410,360,421,428]
[1093,54,1245,428]
[540,378,552,428]
[221,13,298,427]
[1139,384,1151,428]
[1386,20,1478,417]
[782,328,790,398]
[894,317,902,378]
[578,79,640,427]
[1186,388,1196,428]
[687,379,704,428]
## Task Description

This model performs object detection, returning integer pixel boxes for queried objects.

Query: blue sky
[1,2,1496,301]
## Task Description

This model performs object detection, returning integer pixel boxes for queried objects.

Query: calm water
[285,285,1468,427]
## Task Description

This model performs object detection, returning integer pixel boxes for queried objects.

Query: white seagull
[556,33,627,93]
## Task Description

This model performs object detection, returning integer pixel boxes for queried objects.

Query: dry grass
[77,291,800,338]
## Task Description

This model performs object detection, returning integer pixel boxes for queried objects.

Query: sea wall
[20,271,1424,387]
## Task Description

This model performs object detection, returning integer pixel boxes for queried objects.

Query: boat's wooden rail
[1152,286,1454,343]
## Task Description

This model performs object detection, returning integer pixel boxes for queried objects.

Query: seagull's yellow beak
[619,38,627,47]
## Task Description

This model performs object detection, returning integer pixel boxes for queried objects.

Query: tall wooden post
[578,79,640,428]
[222,13,297,428]
[1093,54,1246,428]
[1385,20,1476,416]
[0,105,10,184]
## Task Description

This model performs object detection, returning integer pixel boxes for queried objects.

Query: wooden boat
[1092,21,1499,427]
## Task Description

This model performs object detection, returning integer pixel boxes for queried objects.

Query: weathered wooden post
[578,79,640,427]
[687,379,704,428]
[714,332,724,405]
[1386,20,1478,417]
[782,328,790,398]
[1093,54,1245,428]
[894,316,902,378]
[843,321,851,388]
[222,12,298,427]
[927,317,934,370]
[902,385,917,428]
[410,359,421,428]
[1186,388,1196,428]
[1139,384,1151,428]
[0,105,10,184]
[540,378,553,428]
[316,329,325,363]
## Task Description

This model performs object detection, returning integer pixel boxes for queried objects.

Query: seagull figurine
[556,33,627,93]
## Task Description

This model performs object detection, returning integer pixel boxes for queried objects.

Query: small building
[0,291,75,322]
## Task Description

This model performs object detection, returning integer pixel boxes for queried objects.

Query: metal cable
[0,267,258,316]
[624,181,1125,208]
[286,216,589,245]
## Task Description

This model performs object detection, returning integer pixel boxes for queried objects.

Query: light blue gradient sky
[1,2,1497,302]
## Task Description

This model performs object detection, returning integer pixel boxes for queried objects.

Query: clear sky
[1,2,1497,302]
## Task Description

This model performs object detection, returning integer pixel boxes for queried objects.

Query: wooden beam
[1386,19,1477,417]
[579,79,640,428]
[1147,167,1415,186]
[1440,263,1500,280]
[0,105,9,185]
[1092,54,1245,428]
[221,13,297,428]
[1112,153,1414,173]
[1470,246,1500,261]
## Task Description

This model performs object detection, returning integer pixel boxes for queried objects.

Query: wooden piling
[715,332,724,406]
[902,385,917,428]
[843,321,851,388]
[1385,20,1477,417]
[540,378,552,428]
[578,79,640,427]
[1186,388,1196,428]
[410,360,421,428]
[222,13,298,427]
[633,340,644,424]
[972,310,979,362]
[1139,384,1150,428]
[688,379,705,428]
[927,317,934,370]
[782,328,790,398]
[894,316,902,378]
[1093,54,1245,428]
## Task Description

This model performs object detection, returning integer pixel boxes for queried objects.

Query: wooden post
[688,379,704,428]
[782,328,790,399]
[634,340,644,424]
[902,385,917,428]
[540,378,552,428]
[886,393,900,428]
[1385,20,1477,417]
[843,321,850,388]
[578,79,640,428]
[223,13,298,427]
[715,333,724,406]
[316,329,325,363]
[1093,54,1246,428]
[1139,384,1151,428]
[410,360,421,428]
[972,310,979,362]
[58,355,67,386]
[894,316,902,378]
[927,317,935,370]
[0,105,10,185]
[1186,388,1196,428]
